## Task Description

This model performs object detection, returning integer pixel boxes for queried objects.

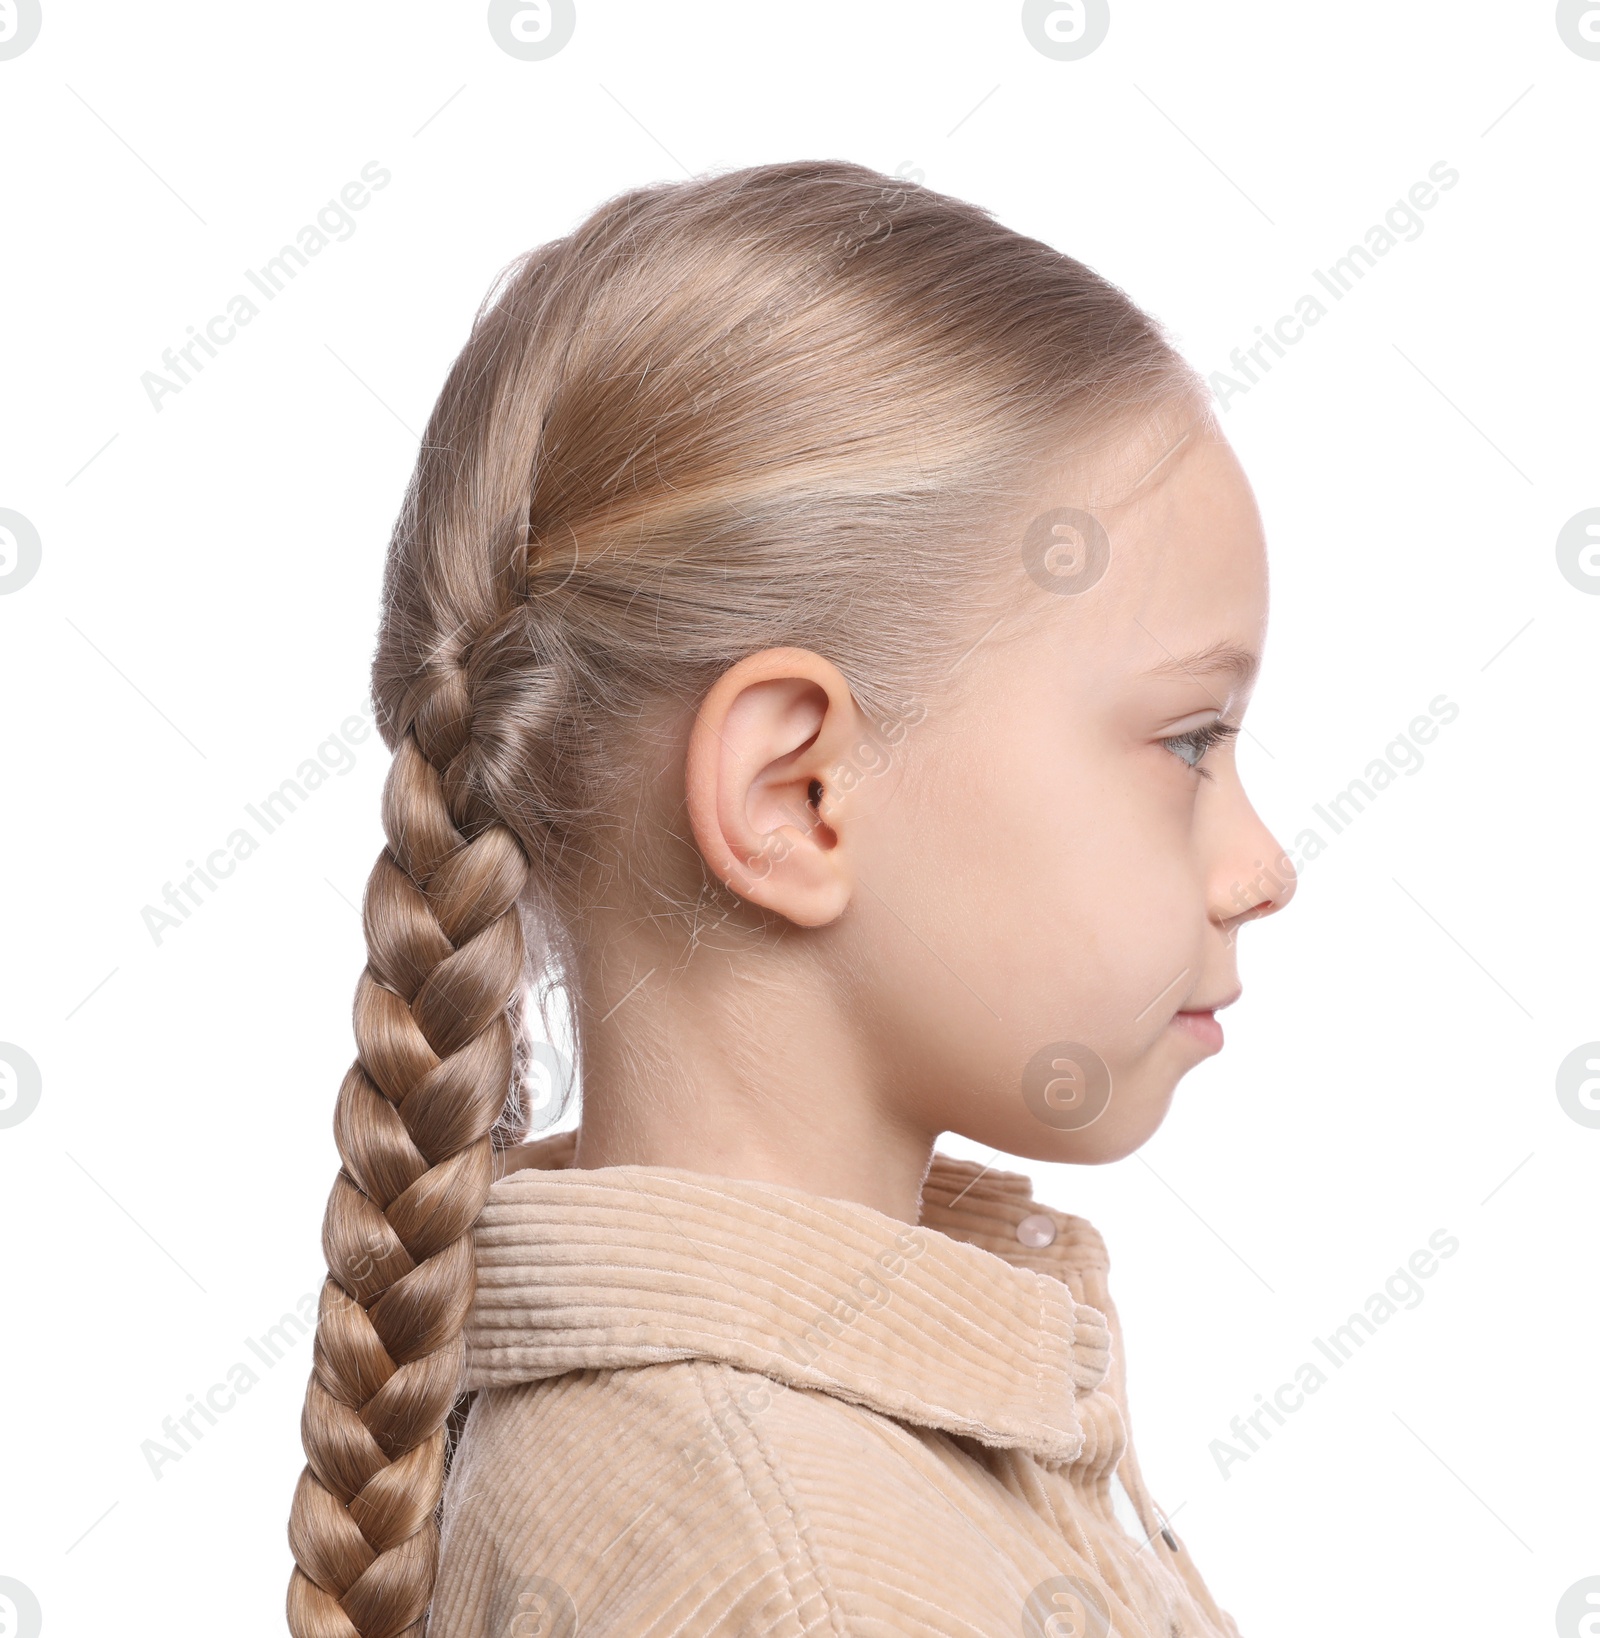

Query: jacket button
[1016,1212,1057,1248]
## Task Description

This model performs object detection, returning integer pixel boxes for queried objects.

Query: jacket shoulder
[430,1359,1093,1638]
[430,1360,848,1637]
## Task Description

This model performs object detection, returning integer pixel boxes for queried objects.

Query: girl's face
[846,419,1295,1163]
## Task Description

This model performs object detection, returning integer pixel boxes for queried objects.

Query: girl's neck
[567,966,937,1224]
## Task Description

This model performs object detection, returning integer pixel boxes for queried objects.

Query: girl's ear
[685,647,860,928]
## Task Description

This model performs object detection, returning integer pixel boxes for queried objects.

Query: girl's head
[286,160,1292,1634]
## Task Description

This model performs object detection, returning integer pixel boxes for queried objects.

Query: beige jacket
[430,1131,1242,1637]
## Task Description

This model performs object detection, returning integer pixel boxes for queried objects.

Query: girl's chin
[994,1106,1170,1168]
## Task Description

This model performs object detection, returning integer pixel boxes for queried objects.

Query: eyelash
[1162,719,1241,781]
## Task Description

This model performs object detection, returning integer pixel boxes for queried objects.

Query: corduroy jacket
[429,1130,1242,1637]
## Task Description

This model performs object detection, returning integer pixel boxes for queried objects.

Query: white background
[2,3,1596,1634]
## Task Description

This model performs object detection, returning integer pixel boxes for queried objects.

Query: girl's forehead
[1057,444,1266,609]
[1009,438,1268,694]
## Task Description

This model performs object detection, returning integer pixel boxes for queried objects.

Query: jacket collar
[465,1132,1113,1465]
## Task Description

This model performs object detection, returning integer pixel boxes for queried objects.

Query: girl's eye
[1161,719,1241,781]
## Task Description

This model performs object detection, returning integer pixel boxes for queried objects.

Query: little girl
[284,160,1293,1637]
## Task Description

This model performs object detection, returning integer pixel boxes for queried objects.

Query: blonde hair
[284,159,1204,1635]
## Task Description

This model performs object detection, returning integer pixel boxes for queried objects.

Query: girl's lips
[1170,1009,1223,1052]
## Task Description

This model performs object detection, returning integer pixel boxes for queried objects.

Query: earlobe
[684,649,856,929]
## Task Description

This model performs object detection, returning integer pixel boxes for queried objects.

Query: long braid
[287,659,531,1638]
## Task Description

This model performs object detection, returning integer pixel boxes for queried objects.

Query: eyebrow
[1140,640,1260,688]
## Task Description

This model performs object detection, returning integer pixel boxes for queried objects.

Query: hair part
[285,158,1205,1636]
